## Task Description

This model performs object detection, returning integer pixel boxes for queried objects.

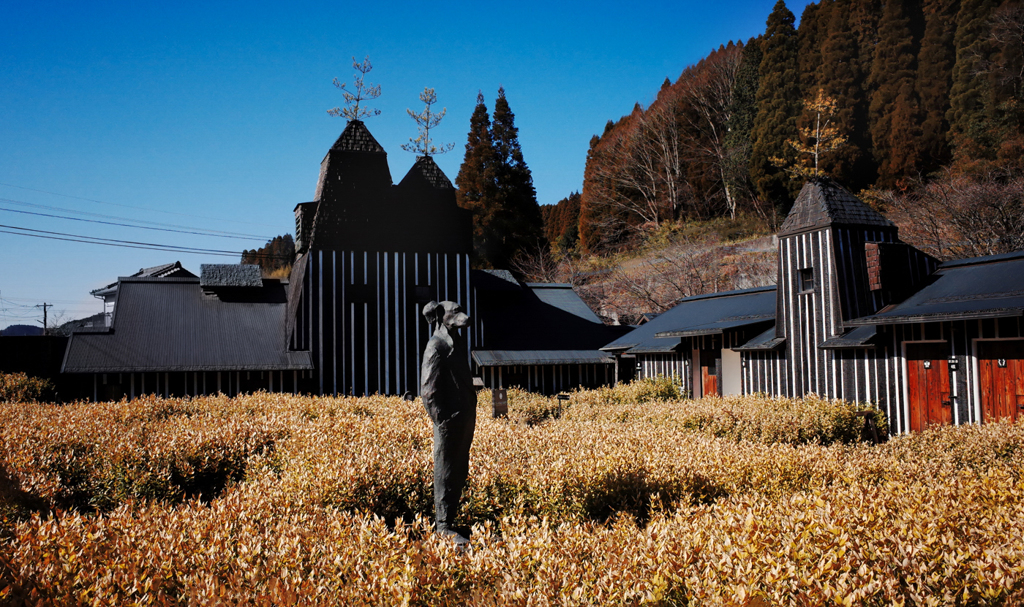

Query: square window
[798,267,814,294]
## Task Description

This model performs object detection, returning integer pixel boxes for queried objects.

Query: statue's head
[423,300,470,330]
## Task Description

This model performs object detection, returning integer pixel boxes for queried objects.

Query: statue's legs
[432,412,476,531]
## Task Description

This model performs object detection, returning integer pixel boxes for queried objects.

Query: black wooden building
[40,120,624,400]
[610,178,1024,434]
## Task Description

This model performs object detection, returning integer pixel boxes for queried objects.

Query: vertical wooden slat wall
[478,363,614,396]
[291,249,472,396]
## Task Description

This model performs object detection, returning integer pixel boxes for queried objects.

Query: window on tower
[798,267,815,294]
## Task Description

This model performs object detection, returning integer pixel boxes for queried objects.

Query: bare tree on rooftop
[403,87,456,157]
[327,56,382,122]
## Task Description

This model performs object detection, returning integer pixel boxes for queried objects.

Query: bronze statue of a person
[420,300,476,545]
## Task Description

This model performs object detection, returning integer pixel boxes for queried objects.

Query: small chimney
[866,242,882,291]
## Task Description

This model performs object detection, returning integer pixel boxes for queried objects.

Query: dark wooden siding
[742,350,788,397]
[636,352,689,393]
[291,250,472,396]
[87,369,304,401]
[747,318,1024,435]
[479,363,613,395]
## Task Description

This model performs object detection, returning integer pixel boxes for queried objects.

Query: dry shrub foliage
[2,384,1024,604]
[0,372,54,403]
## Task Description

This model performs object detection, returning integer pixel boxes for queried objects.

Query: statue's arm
[420,343,443,423]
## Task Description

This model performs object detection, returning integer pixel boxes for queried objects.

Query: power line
[0,197,275,240]
[0,205,271,241]
[0,181,283,229]
[0,223,293,258]
[0,224,241,257]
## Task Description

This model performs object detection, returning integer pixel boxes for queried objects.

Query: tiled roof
[407,156,454,189]
[778,178,894,236]
[200,264,263,288]
[329,120,386,153]
[90,261,195,296]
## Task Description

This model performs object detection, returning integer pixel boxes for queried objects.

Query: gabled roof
[849,250,1024,325]
[473,269,522,292]
[328,120,386,154]
[473,273,629,361]
[90,261,196,296]
[526,283,603,323]
[602,287,776,354]
[64,277,312,373]
[778,178,895,237]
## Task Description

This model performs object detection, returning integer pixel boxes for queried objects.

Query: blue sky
[1,0,813,329]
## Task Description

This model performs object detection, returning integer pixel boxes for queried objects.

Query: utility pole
[35,302,51,335]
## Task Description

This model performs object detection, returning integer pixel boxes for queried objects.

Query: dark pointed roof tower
[390,155,470,253]
[307,120,393,251]
[778,178,895,237]
[399,155,455,190]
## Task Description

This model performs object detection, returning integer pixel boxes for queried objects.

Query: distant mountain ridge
[1,324,43,336]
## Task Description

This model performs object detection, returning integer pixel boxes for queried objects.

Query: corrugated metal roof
[473,350,614,367]
[655,313,775,338]
[733,325,786,351]
[63,277,312,373]
[848,251,1024,325]
[778,179,894,237]
[602,287,776,354]
[819,325,878,349]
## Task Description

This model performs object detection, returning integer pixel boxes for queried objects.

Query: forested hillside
[567,0,1024,258]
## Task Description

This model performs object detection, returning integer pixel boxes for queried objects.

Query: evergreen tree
[455,92,498,267]
[797,1,831,95]
[490,87,545,270]
[456,89,544,269]
[725,36,763,206]
[916,0,960,172]
[241,234,295,275]
[580,134,606,255]
[749,0,802,211]
[868,0,922,187]
[815,0,873,189]
[545,192,581,254]
[947,0,1001,163]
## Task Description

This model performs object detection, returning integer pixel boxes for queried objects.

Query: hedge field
[2,382,1023,605]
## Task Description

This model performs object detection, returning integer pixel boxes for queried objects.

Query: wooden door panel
[907,343,951,432]
[978,340,1024,423]
[700,349,719,398]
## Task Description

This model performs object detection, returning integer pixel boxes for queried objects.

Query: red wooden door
[978,340,1024,423]
[906,343,952,432]
[700,350,719,397]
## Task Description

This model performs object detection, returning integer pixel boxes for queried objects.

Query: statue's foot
[436,524,471,546]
